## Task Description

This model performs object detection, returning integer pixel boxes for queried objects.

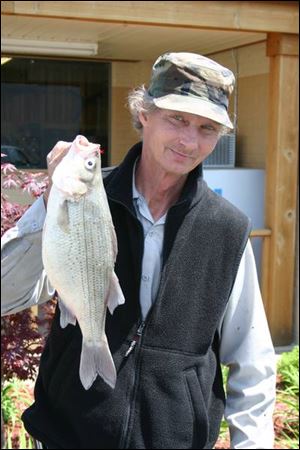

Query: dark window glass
[1,58,110,168]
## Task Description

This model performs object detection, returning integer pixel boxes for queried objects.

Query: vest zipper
[124,321,145,358]
[119,320,145,448]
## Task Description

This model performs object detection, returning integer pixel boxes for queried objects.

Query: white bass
[42,135,125,390]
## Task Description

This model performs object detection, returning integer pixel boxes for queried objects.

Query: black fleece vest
[22,143,251,449]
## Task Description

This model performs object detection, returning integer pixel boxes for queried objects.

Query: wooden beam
[1,1,299,34]
[250,229,272,237]
[265,33,299,345]
[260,235,271,319]
[267,33,299,56]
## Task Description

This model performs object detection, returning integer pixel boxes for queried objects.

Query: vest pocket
[184,367,209,448]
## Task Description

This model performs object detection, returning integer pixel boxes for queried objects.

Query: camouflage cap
[148,52,235,129]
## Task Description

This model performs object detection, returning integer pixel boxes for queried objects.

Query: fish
[42,135,125,390]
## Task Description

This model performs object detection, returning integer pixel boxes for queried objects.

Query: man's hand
[43,141,71,207]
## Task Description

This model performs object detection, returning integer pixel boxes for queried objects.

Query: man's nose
[178,126,199,150]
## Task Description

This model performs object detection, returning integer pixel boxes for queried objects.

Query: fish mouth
[83,149,100,159]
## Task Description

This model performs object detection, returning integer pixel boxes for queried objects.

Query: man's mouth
[168,147,194,159]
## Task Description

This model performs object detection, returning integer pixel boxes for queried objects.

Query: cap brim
[153,94,233,129]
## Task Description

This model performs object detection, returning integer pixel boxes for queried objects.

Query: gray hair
[127,85,232,137]
[127,85,158,136]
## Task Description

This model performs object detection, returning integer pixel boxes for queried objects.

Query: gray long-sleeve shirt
[1,191,276,449]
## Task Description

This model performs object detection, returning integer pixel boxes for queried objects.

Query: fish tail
[79,336,117,390]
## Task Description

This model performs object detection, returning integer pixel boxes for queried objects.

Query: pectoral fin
[58,299,77,328]
[110,224,118,261]
[106,271,126,315]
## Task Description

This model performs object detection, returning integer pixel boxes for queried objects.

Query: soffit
[1,15,266,61]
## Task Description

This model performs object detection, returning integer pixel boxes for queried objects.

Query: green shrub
[1,378,35,449]
[277,345,299,395]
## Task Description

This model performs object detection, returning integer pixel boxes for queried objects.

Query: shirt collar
[132,156,167,225]
[132,157,140,201]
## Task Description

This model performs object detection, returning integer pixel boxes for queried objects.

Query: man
[1,52,276,449]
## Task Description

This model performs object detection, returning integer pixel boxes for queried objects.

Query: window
[1,57,110,168]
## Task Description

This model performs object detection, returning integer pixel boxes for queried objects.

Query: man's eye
[201,124,219,135]
[202,124,215,131]
[172,115,184,122]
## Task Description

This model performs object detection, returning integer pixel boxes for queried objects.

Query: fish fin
[57,199,70,233]
[110,224,118,261]
[79,336,117,390]
[106,271,126,315]
[58,300,77,328]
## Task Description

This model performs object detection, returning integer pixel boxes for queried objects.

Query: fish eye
[85,158,96,170]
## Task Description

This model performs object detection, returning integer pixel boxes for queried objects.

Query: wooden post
[250,230,272,317]
[265,33,299,345]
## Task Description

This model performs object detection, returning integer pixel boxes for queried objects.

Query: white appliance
[203,168,265,281]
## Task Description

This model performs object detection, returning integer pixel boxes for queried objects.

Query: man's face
[139,108,222,176]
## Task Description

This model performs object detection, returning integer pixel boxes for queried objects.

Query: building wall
[213,42,269,169]
[110,60,152,165]
[237,73,268,168]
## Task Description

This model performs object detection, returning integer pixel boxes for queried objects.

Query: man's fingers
[47,141,71,167]
[43,141,72,208]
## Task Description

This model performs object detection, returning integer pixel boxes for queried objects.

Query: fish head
[71,135,102,183]
[52,135,102,200]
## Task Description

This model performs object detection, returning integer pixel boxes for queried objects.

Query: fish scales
[44,185,109,340]
[42,135,125,390]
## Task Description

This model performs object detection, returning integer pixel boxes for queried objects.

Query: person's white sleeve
[1,195,55,316]
[219,240,276,449]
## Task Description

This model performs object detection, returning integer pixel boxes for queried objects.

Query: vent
[203,133,236,168]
